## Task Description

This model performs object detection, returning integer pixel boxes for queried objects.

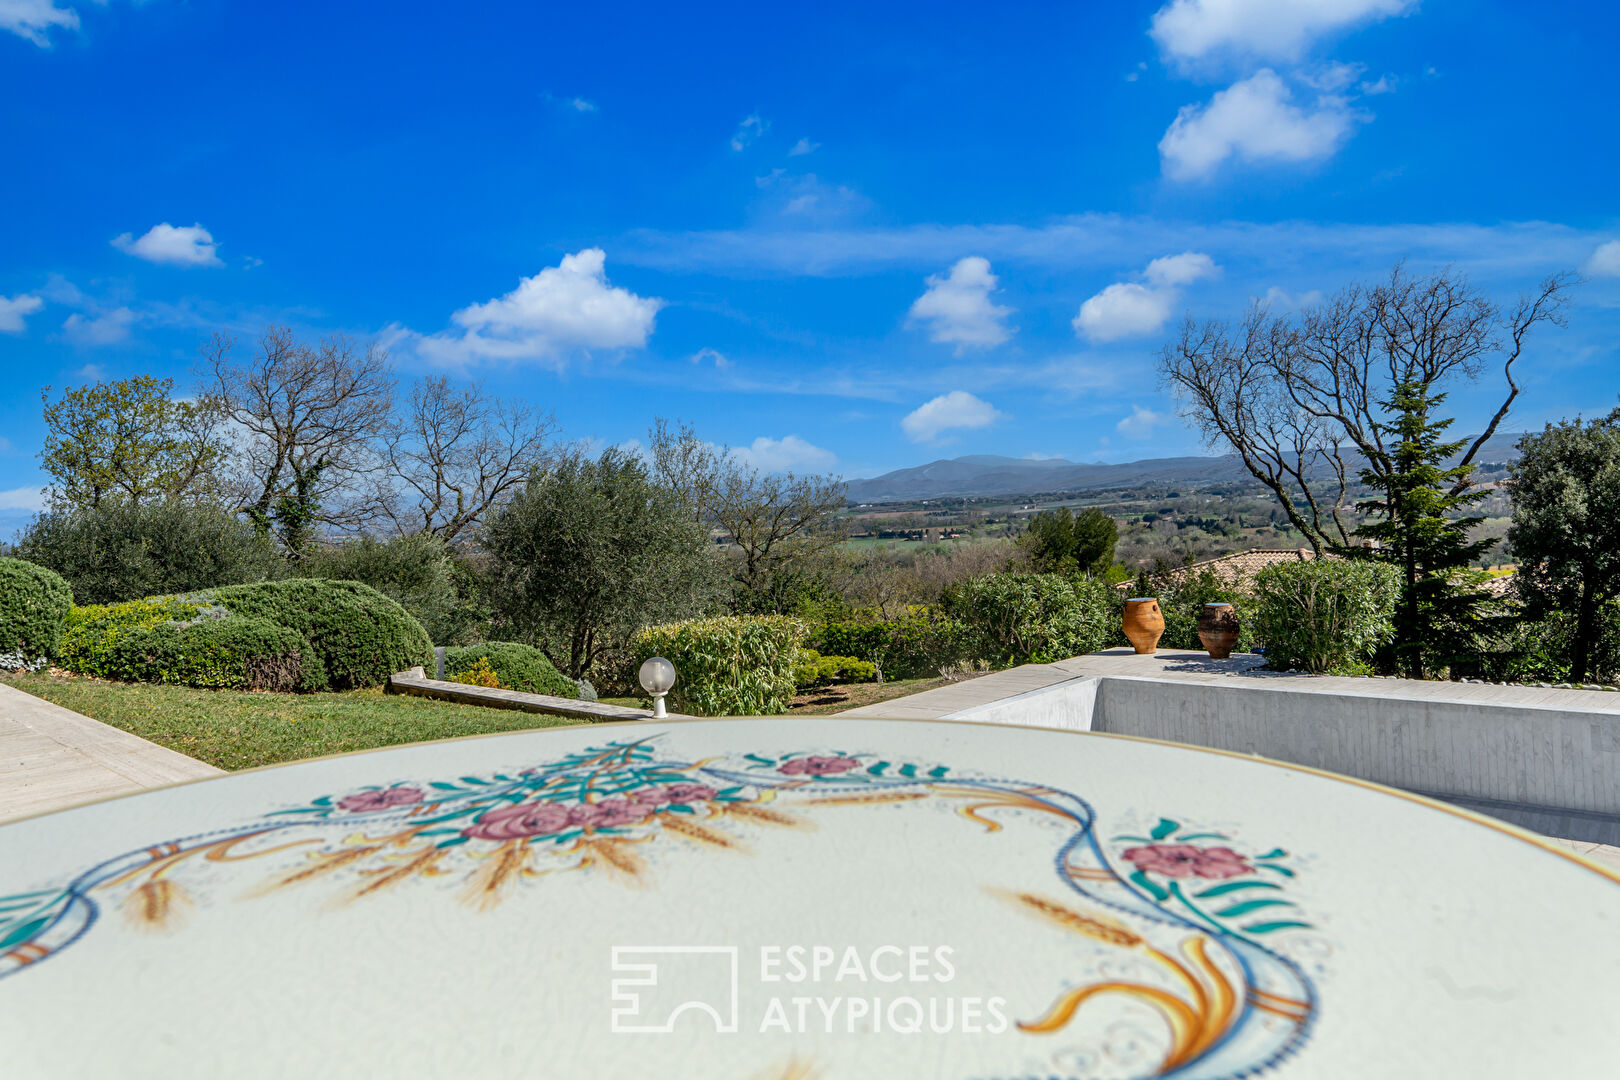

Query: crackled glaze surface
[1,717,1616,1079]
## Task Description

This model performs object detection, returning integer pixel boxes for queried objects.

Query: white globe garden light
[638,656,677,718]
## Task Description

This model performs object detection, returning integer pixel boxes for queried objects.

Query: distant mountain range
[844,433,1526,504]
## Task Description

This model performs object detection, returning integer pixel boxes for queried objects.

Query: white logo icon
[610,945,740,1034]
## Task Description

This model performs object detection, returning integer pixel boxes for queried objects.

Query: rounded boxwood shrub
[59,597,206,679]
[443,641,578,698]
[0,558,73,663]
[204,579,433,690]
[632,615,806,716]
[108,617,326,692]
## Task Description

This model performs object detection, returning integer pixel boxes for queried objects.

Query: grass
[1,671,588,772]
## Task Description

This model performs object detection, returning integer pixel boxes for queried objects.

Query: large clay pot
[1122,597,1165,655]
[1197,602,1240,659]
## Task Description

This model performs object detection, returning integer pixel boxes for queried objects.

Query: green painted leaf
[1130,869,1170,902]
[1242,920,1313,935]
[1150,818,1180,840]
[1253,848,1287,860]
[434,836,470,848]
[1194,880,1282,899]
[1214,898,1294,918]
[744,754,776,766]
[0,915,51,950]
[898,763,918,778]
[868,762,890,776]
[1256,863,1296,878]
[927,766,949,778]
[1111,834,1151,843]
[1177,832,1229,842]
[429,782,462,791]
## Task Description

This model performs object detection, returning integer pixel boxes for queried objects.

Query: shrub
[443,641,578,698]
[1466,603,1620,685]
[13,501,279,605]
[793,648,880,690]
[302,534,486,646]
[812,607,965,679]
[108,617,325,692]
[632,615,807,716]
[0,558,73,662]
[943,572,1117,666]
[1251,558,1401,674]
[205,579,433,690]
[59,597,203,678]
[449,657,502,689]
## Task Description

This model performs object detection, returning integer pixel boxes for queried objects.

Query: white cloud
[569,97,597,112]
[907,256,1014,353]
[0,293,44,333]
[1,0,78,46]
[1117,405,1173,440]
[754,170,868,221]
[74,362,107,380]
[62,308,135,346]
[111,222,222,267]
[1075,251,1220,342]
[901,390,1002,443]
[1160,69,1360,181]
[789,137,819,156]
[690,347,731,368]
[1359,74,1395,95]
[1145,251,1220,287]
[1150,0,1415,64]
[417,248,663,367]
[733,435,837,473]
[731,113,769,151]
[1584,240,1620,278]
[0,486,48,512]
[1260,285,1325,309]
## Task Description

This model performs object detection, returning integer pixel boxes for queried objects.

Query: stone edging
[386,668,673,722]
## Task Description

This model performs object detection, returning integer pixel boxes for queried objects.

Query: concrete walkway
[0,682,223,824]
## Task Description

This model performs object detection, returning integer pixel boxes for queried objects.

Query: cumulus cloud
[1159,69,1359,181]
[112,223,222,267]
[907,256,1014,353]
[0,293,44,333]
[1,0,78,46]
[417,248,663,367]
[901,390,1002,443]
[1584,240,1620,278]
[788,137,819,156]
[1074,251,1219,342]
[734,435,837,473]
[1150,0,1415,64]
[1117,405,1173,440]
[62,308,135,346]
[731,113,769,151]
[0,486,48,511]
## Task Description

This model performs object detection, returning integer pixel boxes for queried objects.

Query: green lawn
[1,672,589,772]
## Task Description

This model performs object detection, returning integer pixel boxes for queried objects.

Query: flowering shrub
[450,657,502,688]
[0,558,73,664]
[443,641,577,698]
[632,615,806,716]
[792,649,879,690]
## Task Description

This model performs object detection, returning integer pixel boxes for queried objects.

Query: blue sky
[3,0,1619,526]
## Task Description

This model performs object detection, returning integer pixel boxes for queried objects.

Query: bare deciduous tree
[1160,264,1574,554]
[382,376,555,542]
[201,326,395,551]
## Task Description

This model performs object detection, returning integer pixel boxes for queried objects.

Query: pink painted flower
[566,798,654,829]
[778,755,861,777]
[461,801,572,841]
[662,783,716,804]
[632,786,669,805]
[337,787,425,813]
[1121,843,1252,880]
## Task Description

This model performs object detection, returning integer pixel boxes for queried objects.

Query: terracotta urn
[1197,602,1241,659]
[1122,597,1165,655]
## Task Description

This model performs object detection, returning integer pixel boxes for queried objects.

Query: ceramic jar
[1122,597,1165,655]
[1197,601,1240,659]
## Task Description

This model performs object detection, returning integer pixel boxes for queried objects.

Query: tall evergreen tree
[1355,379,1498,678]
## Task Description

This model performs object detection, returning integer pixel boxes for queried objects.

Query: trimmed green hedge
[443,641,578,698]
[943,572,1117,666]
[811,607,964,679]
[110,617,326,692]
[60,597,204,679]
[1251,558,1401,674]
[793,649,879,690]
[206,579,433,690]
[632,615,807,716]
[0,558,73,662]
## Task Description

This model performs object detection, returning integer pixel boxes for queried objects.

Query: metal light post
[638,657,676,718]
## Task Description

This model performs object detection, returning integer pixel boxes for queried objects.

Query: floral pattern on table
[0,733,1318,1080]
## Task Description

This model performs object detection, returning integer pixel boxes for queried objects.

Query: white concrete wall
[943,677,1100,731]
[1088,675,1620,844]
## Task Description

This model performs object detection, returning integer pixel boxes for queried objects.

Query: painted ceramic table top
[2,717,1617,1079]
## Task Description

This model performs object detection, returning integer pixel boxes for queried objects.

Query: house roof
[1119,547,1319,590]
